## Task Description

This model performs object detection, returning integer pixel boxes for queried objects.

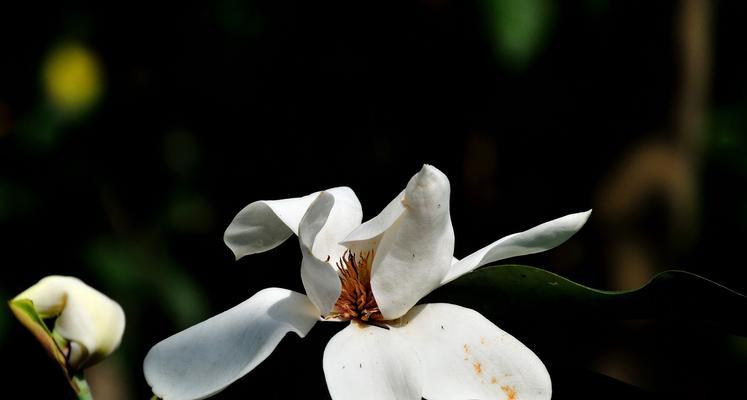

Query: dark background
[1,0,746,398]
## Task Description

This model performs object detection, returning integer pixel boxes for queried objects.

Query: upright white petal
[13,275,125,370]
[144,288,318,400]
[393,303,551,400]
[223,187,361,260]
[323,322,424,400]
[442,210,591,285]
[299,192,343,315]
[365,165,455,320]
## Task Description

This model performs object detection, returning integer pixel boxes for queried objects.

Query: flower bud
[10,276,125,371]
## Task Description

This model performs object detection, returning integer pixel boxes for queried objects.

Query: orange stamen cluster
[333,250,382,322]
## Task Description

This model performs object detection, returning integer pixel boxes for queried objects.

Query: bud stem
[72,373,94,400]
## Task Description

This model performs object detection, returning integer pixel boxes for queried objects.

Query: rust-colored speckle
[491,376,497,384]
[480,337,486,345]
[463,344,470,353]
[501,385,517,400]
[472,361,482,375]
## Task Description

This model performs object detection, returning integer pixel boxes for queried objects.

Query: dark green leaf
[427,264,747,336]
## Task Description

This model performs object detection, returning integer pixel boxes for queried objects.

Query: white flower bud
[12,276,125,370]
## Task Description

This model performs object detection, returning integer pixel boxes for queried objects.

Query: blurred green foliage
[15,104,65,149]
[216,0,262,37]
[163,130,201,176]
[166,192,215,234]
[730,335,747,360]
[709,108,747,174]
[483,0,554,69]
[0,179,37,220]
[707,108,747,225]
[86,238,208,329]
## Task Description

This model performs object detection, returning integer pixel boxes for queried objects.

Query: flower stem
[72,373,94,400]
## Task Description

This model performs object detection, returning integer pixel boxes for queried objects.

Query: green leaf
[8,299,94,398]
[428,264,747,336]
[8,299,68,370]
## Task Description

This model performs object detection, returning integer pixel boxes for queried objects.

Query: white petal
[223,187,361,260]
[299,192,343,314]
[13,276,125,370]
[393,303,551,400]
[323,322,423,400]
[369,165,455,320]
[144,288,318,400]
[341,189,406,253]
[442,210,591,285]
[308,187,363,262]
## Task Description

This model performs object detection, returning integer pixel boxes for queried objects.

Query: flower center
[332,250,382,322]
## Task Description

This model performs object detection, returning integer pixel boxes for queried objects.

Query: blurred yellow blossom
[42,43,103,114]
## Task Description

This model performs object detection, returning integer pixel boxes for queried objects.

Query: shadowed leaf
[428,264,747,336]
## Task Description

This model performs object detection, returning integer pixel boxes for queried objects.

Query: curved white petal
[299,192,343,314]
[144,288,318,400]
[323,322,423,400]
[308,187,363,262]
[224,192,318,259]
[393,303,551,400]
[368,165,455,320]
[13,275,125,370]
[223,187,361,260]
[341,189,406,253]
[442,210,591,285]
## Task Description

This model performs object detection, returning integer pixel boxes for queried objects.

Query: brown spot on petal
[480,337,486,345]
[501,385,517,400]
[491,376,497,384]
[463,344,470,353]
[473,361,482,375]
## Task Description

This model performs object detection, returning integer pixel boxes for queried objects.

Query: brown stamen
[333,250,383,322]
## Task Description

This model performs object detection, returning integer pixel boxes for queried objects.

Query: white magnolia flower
[10,275,125,370]
[144,165,590,400]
